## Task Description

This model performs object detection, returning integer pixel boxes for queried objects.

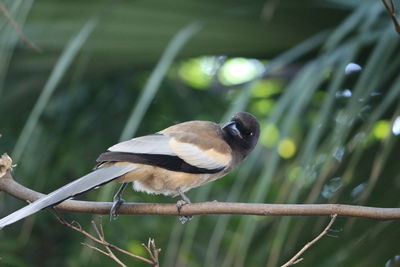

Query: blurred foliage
[1,0,400,266]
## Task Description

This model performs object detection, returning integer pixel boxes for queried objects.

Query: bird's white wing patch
[108,135,175,155]
[169,139,230,170]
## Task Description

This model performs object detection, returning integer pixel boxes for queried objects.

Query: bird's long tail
[0,164,136,229]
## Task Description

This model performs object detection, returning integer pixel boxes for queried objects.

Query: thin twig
[54,213,155,265]
[381,0,400,33]
[81,242,109,257]
[142,238,161,267]
[0,2,41,52]
[280,214,338,267]
[81,241,128,267]
[292,258,303,265]
[90,220,124,265]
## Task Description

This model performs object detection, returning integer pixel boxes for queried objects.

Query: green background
[0,0,399,266]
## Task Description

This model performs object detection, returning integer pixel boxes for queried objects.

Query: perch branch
[1,171,400,220]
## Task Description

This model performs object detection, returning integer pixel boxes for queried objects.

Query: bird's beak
[222,121,242,139]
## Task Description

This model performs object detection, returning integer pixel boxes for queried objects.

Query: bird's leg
[110,182,128,221]
[176,187,193,224]
[177,188,191,205]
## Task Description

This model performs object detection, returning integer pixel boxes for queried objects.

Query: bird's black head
[222,112,260,159]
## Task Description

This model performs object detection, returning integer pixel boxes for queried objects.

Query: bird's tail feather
[0,164,136,229]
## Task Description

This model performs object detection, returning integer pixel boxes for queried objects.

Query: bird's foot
[110,183,128,221]
[179,215,192,224]
[176,188,193,224]
[110,197,125,221]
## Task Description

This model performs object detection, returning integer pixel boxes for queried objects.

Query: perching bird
[0,112,260,228]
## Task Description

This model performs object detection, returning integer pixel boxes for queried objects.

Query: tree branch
[1,171,400,220]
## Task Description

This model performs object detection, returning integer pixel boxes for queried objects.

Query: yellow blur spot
[252,99,274,115]
[251,79,282,98]
[278,138,296,159]
[127,241,146,256]
[219,58,264,85]
[178,57,214,89]
[261,124,279,147]
[373,120,390,140]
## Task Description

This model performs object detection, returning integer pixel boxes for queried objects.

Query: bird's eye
[239,128,252,137]
[244,131,253,137]
[234,121,253,137]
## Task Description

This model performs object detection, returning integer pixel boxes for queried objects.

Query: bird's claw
[176,199,192,224]
[110,197,125,221]
[176,199,188,212]
[110,183,128,221]
[178,215,192,224]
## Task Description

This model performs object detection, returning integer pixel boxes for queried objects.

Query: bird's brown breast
[115,163,225,196]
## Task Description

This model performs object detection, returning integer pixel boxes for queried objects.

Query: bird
[0,112,260,229]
